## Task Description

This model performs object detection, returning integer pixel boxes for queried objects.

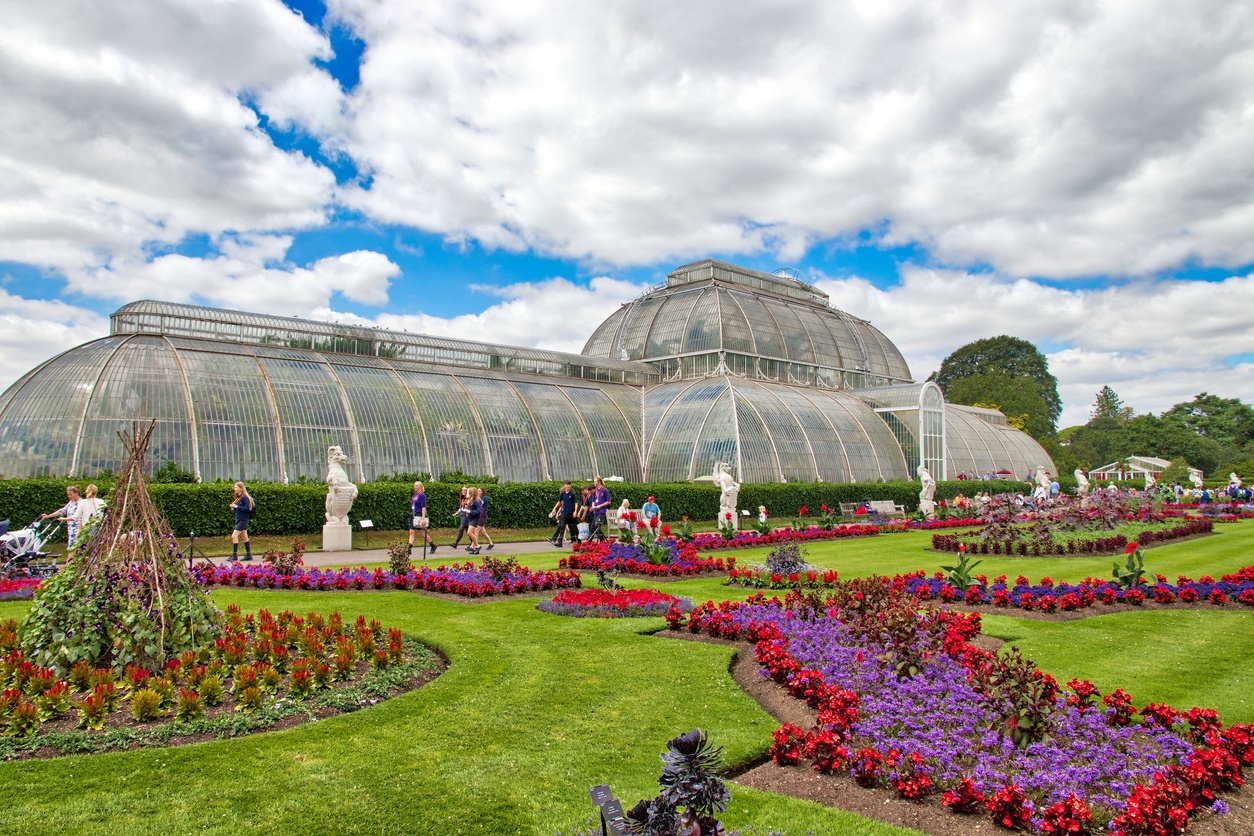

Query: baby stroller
[0,518,61,580]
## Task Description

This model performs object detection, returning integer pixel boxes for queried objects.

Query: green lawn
[0,521,1251,835]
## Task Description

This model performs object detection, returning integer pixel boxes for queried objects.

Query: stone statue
[712,462,740,531]
[917,464,936,519]
[1145,471,1156,490]
[1074,468,1090,497]
[1189,468,1204,490]
[322,446,359,552]
[1231,472,1243,489]
[325,446,359,524]
[1035,466,1050,493]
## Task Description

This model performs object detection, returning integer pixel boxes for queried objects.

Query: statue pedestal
[322,521,352,552]
[919,499,936,520]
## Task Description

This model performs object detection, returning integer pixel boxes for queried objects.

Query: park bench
[841,500,907,521]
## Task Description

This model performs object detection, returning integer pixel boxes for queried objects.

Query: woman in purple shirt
[407,481,437,556]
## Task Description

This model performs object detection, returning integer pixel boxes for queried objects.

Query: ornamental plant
[939,545,982,592]
[198,674,224,706]
[129,688,162,722]
[174,688,203,722]
[75,686,110,730]
[6,698,39,737]
[1113,542,1149,589]
[624,729,731,836]
[235,685,263,713]
[387,541,412,575]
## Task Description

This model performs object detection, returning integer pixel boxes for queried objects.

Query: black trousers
[451,516,470,547]
[587,512,608,542]
[554,512,578,544]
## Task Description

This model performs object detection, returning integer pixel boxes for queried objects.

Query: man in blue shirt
[549,481,578,547]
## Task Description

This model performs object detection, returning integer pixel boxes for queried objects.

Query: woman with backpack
[229,481,255,562]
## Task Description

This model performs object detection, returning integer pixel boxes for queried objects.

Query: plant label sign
[588,785,631,836]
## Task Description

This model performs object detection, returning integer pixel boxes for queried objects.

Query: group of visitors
[40,483,106,553]
[547,478,663,548]
[410,483,494,557]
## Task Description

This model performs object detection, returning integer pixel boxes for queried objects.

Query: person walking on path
[229,481,255,562]
[450,487,472,549]
[42,485,80,553]
[550,481,579,547]
[464,489,483,555]
[407,481,437,556]
[587,477,611,543]
[474,487,494,550]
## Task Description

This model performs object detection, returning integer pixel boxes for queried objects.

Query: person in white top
[69,484,105,549]
[43,485,81,549]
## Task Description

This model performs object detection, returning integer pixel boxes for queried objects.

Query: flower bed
[0,577,42,601]
[673,590,1250,834]
[561,540,735,576]
[192,562,581,598]
[931,517,1214,556]
[536,588,692,618]
[727,567,842,590]
[0,606,442,759]
[910,565,1254,612]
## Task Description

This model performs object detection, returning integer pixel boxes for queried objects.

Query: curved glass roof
[112,300,657,386]
[0,334,642,483]
[643,378,908,483]
[945,405,1055,479]
[583,259,911,385]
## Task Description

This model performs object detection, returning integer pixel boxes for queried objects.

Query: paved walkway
[202,538,569,569]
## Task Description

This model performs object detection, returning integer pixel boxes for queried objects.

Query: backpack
[247,497,257,518]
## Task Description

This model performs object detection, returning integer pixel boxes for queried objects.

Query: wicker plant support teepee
[20,421,220,674]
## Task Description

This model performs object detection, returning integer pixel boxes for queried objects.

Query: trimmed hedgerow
[0,477,1029,539]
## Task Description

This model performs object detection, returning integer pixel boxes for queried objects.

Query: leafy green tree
[1162,393,1254,448]
[930,336,1061,432]
[948,372,1055,440]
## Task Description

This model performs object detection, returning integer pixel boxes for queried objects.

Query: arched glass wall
[945,405,1055,479]
[0,335,643,483]
[643,378,908,483]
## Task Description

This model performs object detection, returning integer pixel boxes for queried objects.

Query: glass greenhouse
[0,260,1055,484]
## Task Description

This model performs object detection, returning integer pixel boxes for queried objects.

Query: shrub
[175,688,203,722]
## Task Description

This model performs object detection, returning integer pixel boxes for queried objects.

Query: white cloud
[329,0,1254,276]
[76,236,400,315]
[329,274,647,354]
[0,290,107,388]
[814,267,1254,427]
[0,0,339,271]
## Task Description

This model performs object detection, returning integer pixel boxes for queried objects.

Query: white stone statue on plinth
[1074,468,1090,498]
[1189,468,1204,490]
[1145,471,1157,490]
[322,445,359,551]
[1230,472,1243,490]
[918,464,936,519]
[712,462,740,531]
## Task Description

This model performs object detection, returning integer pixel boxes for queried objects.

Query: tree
[947,372,1055,440]
[1091,386,1133,422]
[1162,393,1254,448]
[930,336,1061,431]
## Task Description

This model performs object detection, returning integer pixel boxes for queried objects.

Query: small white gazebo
[1088,456,1172,482]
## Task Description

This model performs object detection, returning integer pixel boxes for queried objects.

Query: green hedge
[0,477,1033,540]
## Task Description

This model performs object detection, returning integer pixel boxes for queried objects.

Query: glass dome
[584,259,912,387]
[945,405,1056,479]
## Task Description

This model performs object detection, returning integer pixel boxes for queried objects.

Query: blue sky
[1,0,1252,428]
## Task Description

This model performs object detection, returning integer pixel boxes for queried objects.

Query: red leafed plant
[942,776,985,813]
[1037,793,1092,834]
[801,728,849,774]
[986,783,1032,830]
[768,723,805,765]
[892,751,934,801]
[1108,773,1192,836]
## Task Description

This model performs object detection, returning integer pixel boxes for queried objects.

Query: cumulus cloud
[814,268,1254,427]
[0,0,339,271]
[330,0,1254,276]
[0,290,108,388]
[76,235,400,315]
[324,274,647,354]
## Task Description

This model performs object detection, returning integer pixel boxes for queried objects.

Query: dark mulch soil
[663,631,1252,835]
[4,648,448,761]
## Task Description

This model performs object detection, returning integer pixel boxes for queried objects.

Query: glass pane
[257,354,353,483]
[456,378,543,482]
[645,290,701,358]
[333,362,428,481]
[511,381,594,482]
[76,337,194,479]
[396,371,489,478]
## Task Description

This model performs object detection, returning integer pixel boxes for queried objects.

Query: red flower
[724,511,732,520]
[1126,541,1139,554]
[798,506,808,516]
